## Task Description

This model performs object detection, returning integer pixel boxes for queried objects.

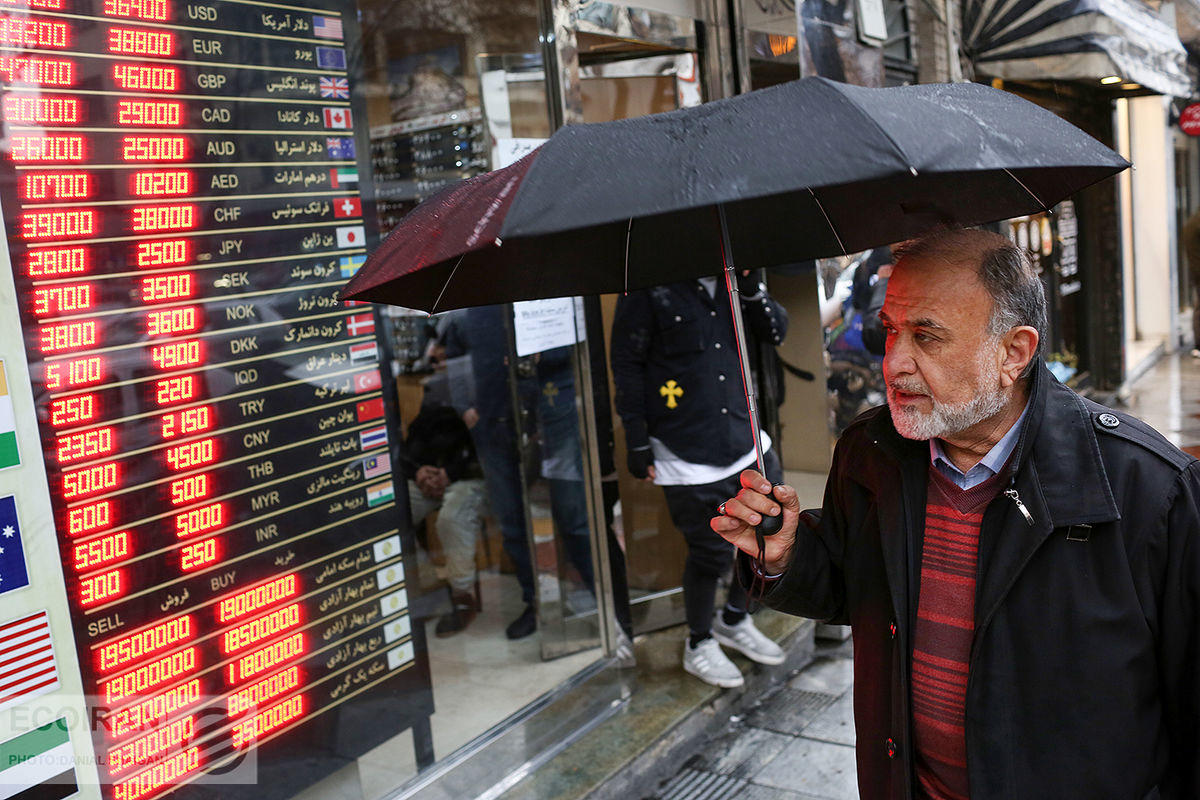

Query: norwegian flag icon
[320,77,350,99]
[334,196,361,218]
[323,107,351,129]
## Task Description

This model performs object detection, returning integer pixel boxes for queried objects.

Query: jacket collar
[865,360,1119,528]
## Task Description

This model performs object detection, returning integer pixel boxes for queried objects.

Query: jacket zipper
[1003,487,1034,525]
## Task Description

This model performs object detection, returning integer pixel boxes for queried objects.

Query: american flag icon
[320,77,350,99]
[0,611,59,711]
[313,15,343,39]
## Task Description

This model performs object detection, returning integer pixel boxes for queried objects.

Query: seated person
[403,402,488,637]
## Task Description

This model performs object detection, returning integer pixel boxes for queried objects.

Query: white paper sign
[513,298,584,356]
[495,138,546,169]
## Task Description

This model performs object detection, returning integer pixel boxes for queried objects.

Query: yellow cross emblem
[660,380,683,409]
[542,381,559,407]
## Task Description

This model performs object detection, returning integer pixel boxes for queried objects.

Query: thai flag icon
[360,425,388,451]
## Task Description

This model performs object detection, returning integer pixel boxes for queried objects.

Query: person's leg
[470,419,536,606]
[407,480,438,528]
[548,478,595,591]
[436,479,488,595]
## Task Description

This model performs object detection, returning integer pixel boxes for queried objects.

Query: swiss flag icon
[334,196,362,218]
[323,107,352,129]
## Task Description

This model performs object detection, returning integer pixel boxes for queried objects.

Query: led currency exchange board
[0,0,433,796]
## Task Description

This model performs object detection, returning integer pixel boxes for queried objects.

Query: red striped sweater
[911,466,1007,800]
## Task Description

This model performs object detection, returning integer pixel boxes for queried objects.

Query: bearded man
[713,228,1200,799]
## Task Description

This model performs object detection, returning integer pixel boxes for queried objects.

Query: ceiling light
[1100,76,1122,84]
[1121,82,1141,90]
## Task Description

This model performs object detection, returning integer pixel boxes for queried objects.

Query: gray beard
[890,383,1009,441]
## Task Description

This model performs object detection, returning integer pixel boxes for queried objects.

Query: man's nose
[883,336,916,378]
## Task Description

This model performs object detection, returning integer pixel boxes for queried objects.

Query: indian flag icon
[0,361,18,471]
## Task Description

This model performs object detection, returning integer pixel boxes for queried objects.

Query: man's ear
[999,326,1039,387]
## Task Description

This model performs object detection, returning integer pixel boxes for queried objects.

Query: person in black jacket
[403,402,487,638]
[611,272,788,688]
[714,228,1200,799]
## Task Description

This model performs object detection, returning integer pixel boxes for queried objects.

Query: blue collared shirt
[930,401,1030,489]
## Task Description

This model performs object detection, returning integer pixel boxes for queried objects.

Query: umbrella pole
[716,204,768,477]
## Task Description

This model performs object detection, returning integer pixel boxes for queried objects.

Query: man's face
[880,256,1008,441]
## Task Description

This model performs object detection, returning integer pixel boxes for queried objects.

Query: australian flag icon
[0,497,30,595]
[327,137,356,160]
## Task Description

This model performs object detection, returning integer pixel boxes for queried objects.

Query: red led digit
[45,355,103,390]
[3,96,79,124]
[108,26,173,56]
[169,473,209,505]
[122,135,186,161]
[153,374,195,406]
[22,173,91,201]
[135,239,189,267]
[56,426,116,465]
[231,695,304,748]
[0,16,69,47]
[49,394,97,426]
[131,170,191,197]
[227,632,305,684]
[218,574,299,622]
[22,209,95,240]
[68,500,114,536]
[131,203,194,232]
[79,567,123,606]
[107,714,194,776]
[0,55,74,85]
[227,666,300,717]
[62,460,118,499]
[72,530,131,571]
[103,0,167,21]
[11,134,85,162]
[112,63,177,92]
[108,679,201,739]
[174,501,223,538]
[39,320,97,353]
[160,405,211,438]
[146,306,199,336]
[117,99,181,126]
[0,0,65,9]
[33,283,92,316]
[149,339,202,370]
[179,536,218,570]
[28,247,89,278]
[164,437,214,470]
[103,647,196,704]
[140,273,193,302]
[221,603,301,654]
[113,747,200,800]
[97,616,192,673]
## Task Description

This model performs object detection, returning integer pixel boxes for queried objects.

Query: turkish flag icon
[323,107,352,129]
[334,196,361,218]
[354,370,382,394]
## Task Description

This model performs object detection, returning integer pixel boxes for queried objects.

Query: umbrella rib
[808,188,848,254]
[429,253,467,316]
[624,217,633,294]
[1004,168,1048,211]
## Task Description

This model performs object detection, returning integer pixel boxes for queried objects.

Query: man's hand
[710,469,800,574]
[415,466,449,500]
[627,446,655,482]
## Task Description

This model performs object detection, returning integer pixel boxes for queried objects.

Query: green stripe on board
[0,721,68,774]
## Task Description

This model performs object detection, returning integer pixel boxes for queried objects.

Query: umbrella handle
[718,204,783,537]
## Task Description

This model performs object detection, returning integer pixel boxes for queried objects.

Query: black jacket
[755,363,1200,799]
[401,405,481,482]
[610,279,787,465]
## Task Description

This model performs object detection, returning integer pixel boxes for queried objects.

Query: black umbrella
[345,77,1128,527]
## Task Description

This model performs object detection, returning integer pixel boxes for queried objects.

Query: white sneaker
[711,614,786,665]
[613,627,636,669]
[683,637,744,688]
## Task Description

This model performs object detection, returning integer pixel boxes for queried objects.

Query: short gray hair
[897,228,1047,378]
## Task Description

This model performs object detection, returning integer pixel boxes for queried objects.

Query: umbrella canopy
[344,76,1128,312]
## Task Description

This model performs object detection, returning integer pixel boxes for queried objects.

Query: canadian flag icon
[337,225,365,248]
[323,107,352,129]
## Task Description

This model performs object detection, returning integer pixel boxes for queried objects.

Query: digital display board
[0,0,432,795]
